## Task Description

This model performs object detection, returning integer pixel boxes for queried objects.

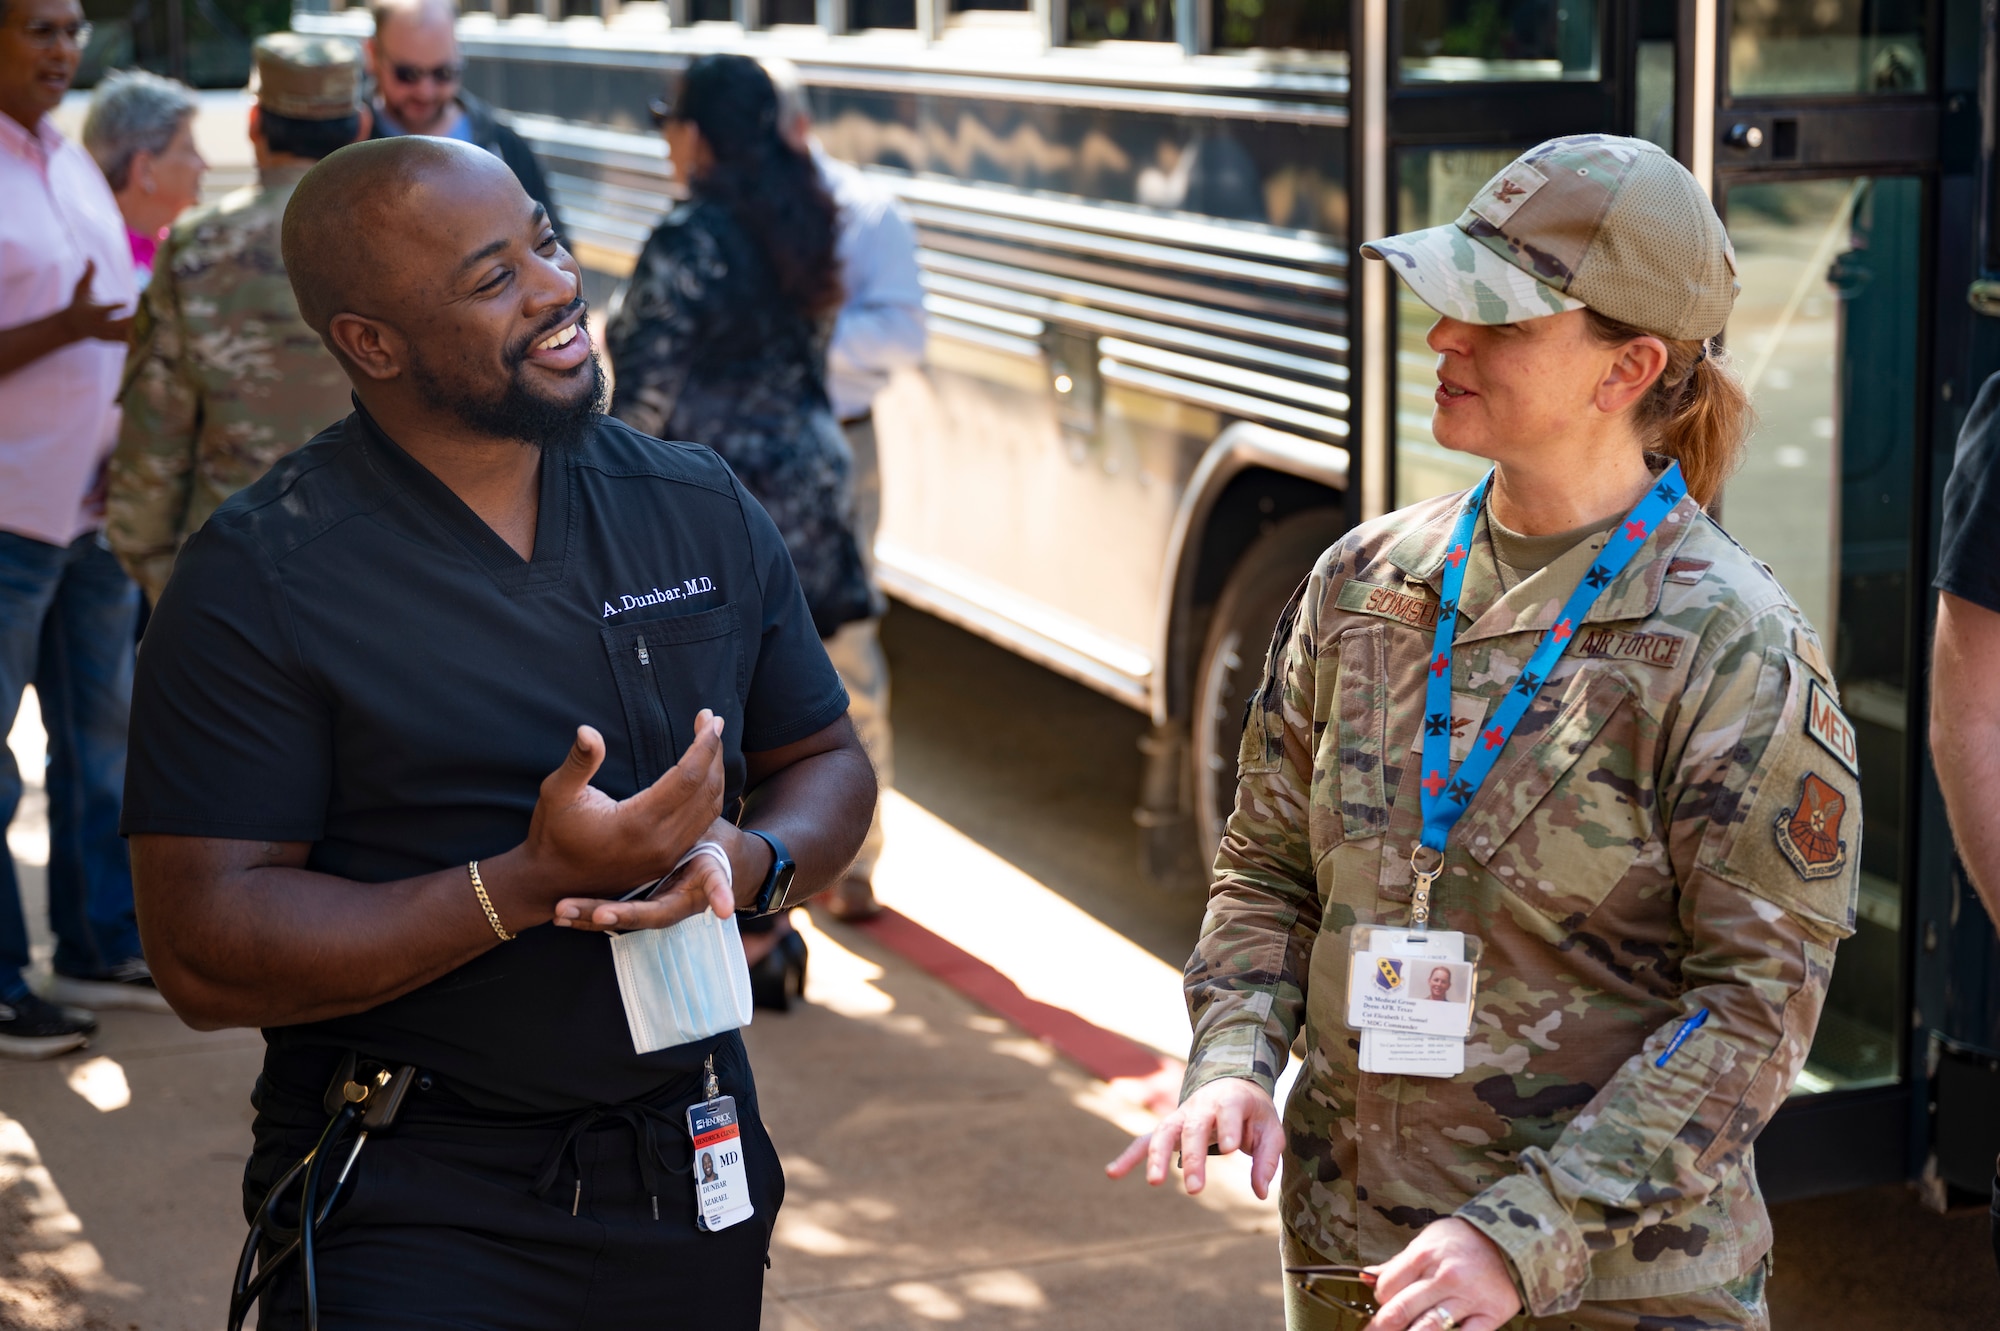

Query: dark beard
[413,341,608,454]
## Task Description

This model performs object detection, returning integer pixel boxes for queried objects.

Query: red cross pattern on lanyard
[1408,463,1688,930]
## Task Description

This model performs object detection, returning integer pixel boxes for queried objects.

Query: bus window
[765,0,817,22]
[1728,0,1927,97]
[813,89,1348,234]
[1392,146,1518,509]
[1723,174,1921,1095]
[1068,0,1174,43]
[1400,0,1600,83]
[953,0,1030,13]
[691,0,733,20]
[848,0,915,26]
[1211,0,1346,53]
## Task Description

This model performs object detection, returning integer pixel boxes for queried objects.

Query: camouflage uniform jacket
[1184,483,1861,1317]
[106,165,351,603]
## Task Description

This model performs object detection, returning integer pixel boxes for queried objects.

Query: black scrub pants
[247,1039,783,1330]
[1990,1159,1999,1280]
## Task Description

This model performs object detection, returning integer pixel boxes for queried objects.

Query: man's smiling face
[390,151,603,445]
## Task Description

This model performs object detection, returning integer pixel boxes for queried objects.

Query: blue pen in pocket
[1656,1008,1710,1067]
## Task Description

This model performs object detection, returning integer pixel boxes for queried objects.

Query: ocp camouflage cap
[1361,134,1738,341]
[251,33,362,122]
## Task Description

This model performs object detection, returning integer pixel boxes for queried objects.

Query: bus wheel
[1191,511,1346,873]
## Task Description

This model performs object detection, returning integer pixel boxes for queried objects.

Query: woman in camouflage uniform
[1111,136,1861,1331]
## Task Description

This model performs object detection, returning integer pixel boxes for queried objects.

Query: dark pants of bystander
[0,529,141,994]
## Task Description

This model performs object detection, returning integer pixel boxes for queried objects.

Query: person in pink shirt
[0,0,161,1060]
[82,68,205,289]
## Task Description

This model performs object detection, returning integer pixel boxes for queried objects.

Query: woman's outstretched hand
[1104,1076,1285,1199]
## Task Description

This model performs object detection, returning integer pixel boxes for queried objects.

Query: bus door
[1702,0,1963,1200]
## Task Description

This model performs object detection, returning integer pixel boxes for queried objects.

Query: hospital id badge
[686,1095,755,1232]
[1347,924,1480,1042]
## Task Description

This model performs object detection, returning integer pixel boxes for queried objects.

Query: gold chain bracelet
[468,860,513,942]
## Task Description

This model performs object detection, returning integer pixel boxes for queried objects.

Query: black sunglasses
[648,98,677,129]
[390,61,462,86]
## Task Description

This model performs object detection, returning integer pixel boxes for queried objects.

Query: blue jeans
[0,529,140,996]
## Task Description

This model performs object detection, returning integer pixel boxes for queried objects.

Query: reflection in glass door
[1391,147,1520,508]
[1722,175,1921,1094]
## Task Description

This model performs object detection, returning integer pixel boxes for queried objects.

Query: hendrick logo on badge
[685,1094,755,1232]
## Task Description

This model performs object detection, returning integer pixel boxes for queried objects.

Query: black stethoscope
[228,1058,418,1331]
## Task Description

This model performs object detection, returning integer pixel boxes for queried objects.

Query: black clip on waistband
[228,1053,420,1331]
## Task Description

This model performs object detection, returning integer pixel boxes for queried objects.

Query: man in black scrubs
[122,137,874,1328]
[1931,369,2000,1280]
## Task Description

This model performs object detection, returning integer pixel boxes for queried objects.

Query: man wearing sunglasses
[363,0,562,239]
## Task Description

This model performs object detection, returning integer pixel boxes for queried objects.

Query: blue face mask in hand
[609,842,755,1053]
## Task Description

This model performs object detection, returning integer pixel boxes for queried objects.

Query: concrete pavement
[0,674,1283,1330]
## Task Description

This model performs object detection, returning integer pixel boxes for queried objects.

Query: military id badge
[1353,927,1476,1077]
[686,1094,755,1232]
[1347,924,1480,1047]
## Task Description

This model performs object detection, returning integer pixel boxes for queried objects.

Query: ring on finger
[1429,1307,1457,1331]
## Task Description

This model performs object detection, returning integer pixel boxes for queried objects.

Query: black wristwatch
[743,829,797,917]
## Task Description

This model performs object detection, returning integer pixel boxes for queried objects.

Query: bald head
[370,0,457,40]
[283,135,513,340]
[281,134,597,448]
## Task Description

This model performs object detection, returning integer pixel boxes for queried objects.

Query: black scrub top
[123,407,849,1114]
[1938,370,2000,614]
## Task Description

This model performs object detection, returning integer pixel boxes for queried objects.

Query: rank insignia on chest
[1374,956,1405,991]
[1775,772,1850,880]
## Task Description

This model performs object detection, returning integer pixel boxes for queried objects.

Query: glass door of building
[1364,0,1652,514]
[1710,0,1943,1194]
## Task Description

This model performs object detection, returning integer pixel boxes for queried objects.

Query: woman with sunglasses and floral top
[1112,136,1861,1331]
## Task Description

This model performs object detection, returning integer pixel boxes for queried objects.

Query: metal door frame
[1701,0,1975,1202]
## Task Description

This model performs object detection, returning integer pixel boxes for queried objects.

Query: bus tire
[1190,510,1346,873]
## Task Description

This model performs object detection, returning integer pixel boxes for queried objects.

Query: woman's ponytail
[1586,310,1754,508]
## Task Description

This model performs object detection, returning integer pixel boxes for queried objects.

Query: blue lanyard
[1408,463,1687,928]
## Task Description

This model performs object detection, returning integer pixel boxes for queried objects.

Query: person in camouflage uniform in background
[106,34,367,603]
[1112,137,1861,1331]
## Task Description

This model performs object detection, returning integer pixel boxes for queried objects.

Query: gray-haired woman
[82,69,205,289]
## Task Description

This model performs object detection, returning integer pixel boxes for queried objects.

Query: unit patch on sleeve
[1804,678,1859,776]
[1774,772,1850,881]
[1337,580,1441,631]
[1572,627,1685,667]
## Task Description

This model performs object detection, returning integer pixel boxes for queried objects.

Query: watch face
[770,858,797,909]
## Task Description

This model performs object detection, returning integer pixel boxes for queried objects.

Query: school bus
[295,0,2000,1209]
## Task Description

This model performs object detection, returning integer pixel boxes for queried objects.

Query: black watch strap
[744,829,796,917]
